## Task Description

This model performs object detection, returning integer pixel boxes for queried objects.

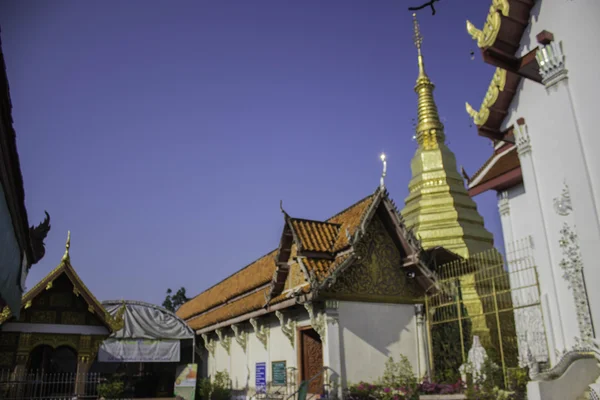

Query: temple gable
[323,213,424,303]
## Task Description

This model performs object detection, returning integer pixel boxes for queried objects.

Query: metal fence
[0,369,101,400]
[425,240,549,388]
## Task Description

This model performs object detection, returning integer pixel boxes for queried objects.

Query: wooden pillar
[74,335,97,397]
[74,356,93,396]
[12,333,32,399]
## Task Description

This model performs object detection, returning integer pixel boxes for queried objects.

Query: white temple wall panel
[495,15,600,351]
[204,313,312,395]
[501,0,600,342]
[336,301,420,386]
[523,0,600,220]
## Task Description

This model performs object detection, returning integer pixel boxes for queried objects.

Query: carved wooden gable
[281,244,309,293]
[18,274,105,327]
[323,213,424,303]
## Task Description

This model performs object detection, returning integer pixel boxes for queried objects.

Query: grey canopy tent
[101,300,195,363]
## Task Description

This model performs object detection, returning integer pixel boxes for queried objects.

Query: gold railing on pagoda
[425,239,549,387]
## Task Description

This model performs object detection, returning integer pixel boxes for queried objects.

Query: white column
[324,300,342,399]
[498,191,519,296]
[514,123,563,363]
[414,304,430,379]
[536,38,599,343]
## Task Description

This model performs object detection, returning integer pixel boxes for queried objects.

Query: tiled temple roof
[177,193,378,330]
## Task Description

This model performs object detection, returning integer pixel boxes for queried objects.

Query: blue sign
[255,362,266,393]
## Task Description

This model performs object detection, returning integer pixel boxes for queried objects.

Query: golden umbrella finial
[61,231,71,262]
[412,13,428,80]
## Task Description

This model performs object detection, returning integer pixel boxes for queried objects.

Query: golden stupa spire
[411,13,445,148]
[401,14,493,258]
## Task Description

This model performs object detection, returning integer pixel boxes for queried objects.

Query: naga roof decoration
[178,187,440,331]
[0,232,126,332]
[466,0,510,49]
[466,68,507,127]
[465,0,541,141]
[465,67,521,141]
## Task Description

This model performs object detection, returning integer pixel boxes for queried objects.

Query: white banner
[98,339,180,362]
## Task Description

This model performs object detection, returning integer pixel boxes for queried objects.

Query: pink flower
[384,387,391,393]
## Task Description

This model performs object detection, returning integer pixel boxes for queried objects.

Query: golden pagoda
[401,15,509,353]
[401,14,494,258]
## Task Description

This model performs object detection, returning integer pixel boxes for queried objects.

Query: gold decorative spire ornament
[401,14,494,258]
[61,231,71,262]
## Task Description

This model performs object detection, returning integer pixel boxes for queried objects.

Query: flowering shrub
[347,379,464,400]
[346,382,416,400]
[419,377,464,395]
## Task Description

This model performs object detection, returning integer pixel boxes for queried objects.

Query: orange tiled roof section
[303,253,352,283]
[328,194,375,251]
[176,250,277,321]
[177,192,377,324]
[290,219,340,253]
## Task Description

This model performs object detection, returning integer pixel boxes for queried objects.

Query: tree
[409,0,441,15]
[162,287,189,312]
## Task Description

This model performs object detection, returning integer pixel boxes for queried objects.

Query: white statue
[459,336,492,383]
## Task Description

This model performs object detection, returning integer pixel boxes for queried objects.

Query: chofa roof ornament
[380,153,387,190]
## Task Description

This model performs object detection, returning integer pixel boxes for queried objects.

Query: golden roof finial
[61,231,71,262]
[412,13,428,80]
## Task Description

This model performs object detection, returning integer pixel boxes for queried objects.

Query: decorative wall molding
[498,191,510,216]
[304,302,326,344]
[535,40,568,88]
[325,300,340,326]
[515,121,532,156]
[275,311,296,348]
[415,304,425,326]
[215,328,231,355]
[201,333,216,357]
[553,182,573,216]
[558,223,593,341]
[231,324,248,351]
[249,317,269,350]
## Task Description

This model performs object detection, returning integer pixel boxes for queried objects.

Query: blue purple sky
[1,1,501,306]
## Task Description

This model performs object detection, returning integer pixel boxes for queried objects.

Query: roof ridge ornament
[380,153,387,190]
[61,231,71,263]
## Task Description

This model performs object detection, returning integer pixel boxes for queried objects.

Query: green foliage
[464,358,513,400]
[431,313,472,383]
[378,354,418,396]
[196,370,231,400]
[506,367,529,398]
[163,287,190,312]
[97,380,125,399]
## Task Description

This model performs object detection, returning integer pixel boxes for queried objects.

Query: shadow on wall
[338,301,417,382]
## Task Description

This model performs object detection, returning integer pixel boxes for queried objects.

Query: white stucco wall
[202,310,312,397]
[336,301,422,387]
[200,301,424,398]
[492,0,600,357]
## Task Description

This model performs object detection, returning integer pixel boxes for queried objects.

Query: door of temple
[299,328,323,395]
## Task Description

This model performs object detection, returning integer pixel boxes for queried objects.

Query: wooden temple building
[0,233,126,397]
